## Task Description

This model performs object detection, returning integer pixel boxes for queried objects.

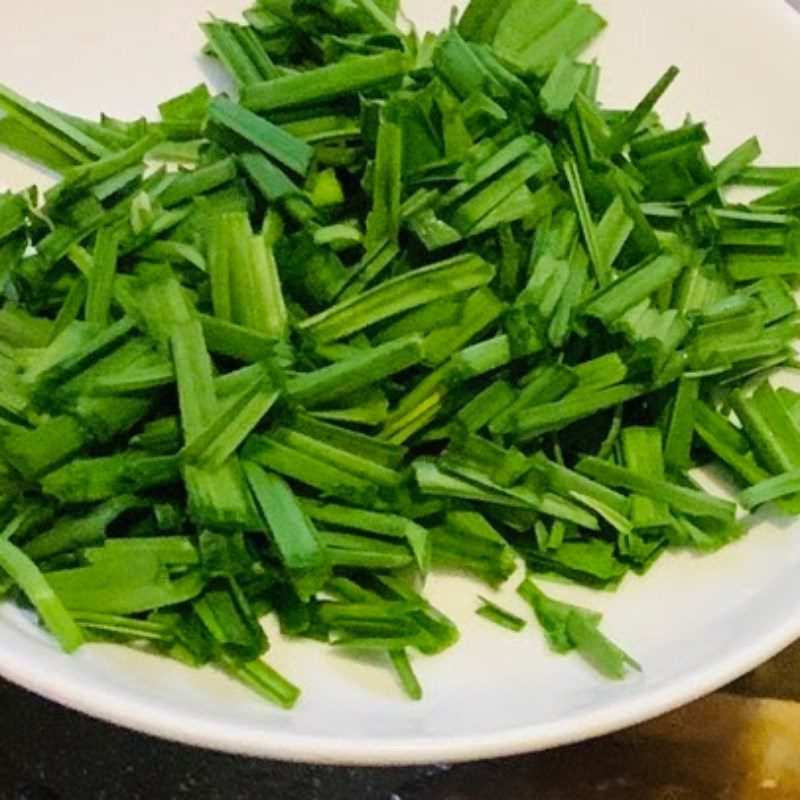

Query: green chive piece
[299,254,495,344]
[518,579,638,678]
[244,463,331,601]
[85,227,119,327]
[389,649,423,701]
[476,596,527,631]
[0,539,84,652]
[241,51,410,113]
[208,96,314,177]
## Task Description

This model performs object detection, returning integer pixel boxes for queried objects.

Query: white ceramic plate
[0,0,799,767]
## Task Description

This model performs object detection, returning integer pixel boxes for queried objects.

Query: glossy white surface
[0,0,799,766]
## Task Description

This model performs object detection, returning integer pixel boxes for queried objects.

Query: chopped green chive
[85,227,119,327]
[0,0,799,706]
[241,51,411,113]
[208,97,314,177]
[244,463,331,601]
[299,254,495,343]
[0,539,84,652]
[518,579,638,678]
[476,596,527,631]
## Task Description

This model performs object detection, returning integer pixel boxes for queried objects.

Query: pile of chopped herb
[0,0,798,707]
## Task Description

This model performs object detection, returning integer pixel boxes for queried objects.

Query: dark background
[5,667,794,800]
[0,679,446,800]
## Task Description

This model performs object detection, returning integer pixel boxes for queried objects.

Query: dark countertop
[0,679,442,800]
[4,640,800,800]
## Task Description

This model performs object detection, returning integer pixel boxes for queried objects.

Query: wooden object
[405,643,800,799]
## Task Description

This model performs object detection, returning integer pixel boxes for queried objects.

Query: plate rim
[0,604,799,765]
